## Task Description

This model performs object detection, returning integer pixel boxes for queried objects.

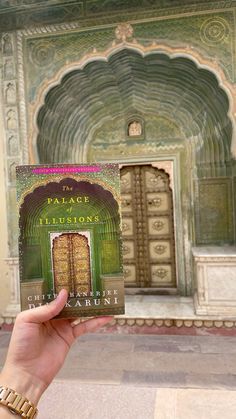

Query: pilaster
[2,258,20,324]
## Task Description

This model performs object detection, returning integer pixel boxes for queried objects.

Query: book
[16,163,125,318]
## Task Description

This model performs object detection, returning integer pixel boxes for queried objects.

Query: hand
[0,289,112,406]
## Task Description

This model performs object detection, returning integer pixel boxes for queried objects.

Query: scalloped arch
[34,47,234,167]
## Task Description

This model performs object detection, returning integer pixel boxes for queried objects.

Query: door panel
[52,232,91,294]
[121,164,176,288]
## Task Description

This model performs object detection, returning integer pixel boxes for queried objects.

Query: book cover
[16,164,125,318]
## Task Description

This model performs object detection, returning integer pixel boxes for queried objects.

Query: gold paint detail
[52,232,91,294]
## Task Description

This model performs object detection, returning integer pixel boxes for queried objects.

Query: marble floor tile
[38,381,157,419]
[154,389,236,419]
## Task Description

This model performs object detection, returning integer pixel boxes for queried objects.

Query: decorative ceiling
[37,48,231,166]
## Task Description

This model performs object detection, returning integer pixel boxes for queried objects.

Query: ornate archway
[35,48,233,176]
[33,48,234,295]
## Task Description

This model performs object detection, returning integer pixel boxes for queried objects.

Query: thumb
[19,289,68,324]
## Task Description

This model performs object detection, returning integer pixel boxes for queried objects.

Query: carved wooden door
[120,165,176,288]
[52,232,91,294]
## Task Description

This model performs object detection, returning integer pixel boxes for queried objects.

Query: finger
[72,316,113,338]
[19,289,68,324]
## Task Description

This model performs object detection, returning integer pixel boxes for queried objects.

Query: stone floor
[0,331,236,418]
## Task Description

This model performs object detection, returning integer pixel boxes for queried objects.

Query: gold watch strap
[0,386,38,418]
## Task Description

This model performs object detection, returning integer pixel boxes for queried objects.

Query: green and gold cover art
[16,164,124,318]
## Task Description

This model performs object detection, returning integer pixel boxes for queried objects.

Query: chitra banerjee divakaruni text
[16,164,125,318]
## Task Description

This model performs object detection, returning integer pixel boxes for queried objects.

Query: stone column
[2,258,20,324]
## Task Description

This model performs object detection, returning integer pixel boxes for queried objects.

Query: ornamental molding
[77,317,236,329]
[5,257,20,265]
[16,31,28,163]
[194,257,236,263]
[20,21,83,37]
[89,143,185,164]
[3,316,236,329]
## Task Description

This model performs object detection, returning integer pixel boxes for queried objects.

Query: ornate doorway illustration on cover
[51,232,91,294]
[121,165,176,289]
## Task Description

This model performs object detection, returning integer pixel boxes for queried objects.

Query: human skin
[0,289,112,417]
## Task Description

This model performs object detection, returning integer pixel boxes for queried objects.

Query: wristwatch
[0,386,38,418]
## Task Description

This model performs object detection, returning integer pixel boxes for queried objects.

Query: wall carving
[2,33,13,55]
[8,134,18,156]
[200,16,230,46]
[30,41,56,67]
[1,32,20,259]
[89,143,184,162]
[5,82,16,104]
[195,178,233,244]
[115,23,133,42]
[6,108,17,130]
[3,58,15,79]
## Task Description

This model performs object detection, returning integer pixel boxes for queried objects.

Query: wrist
[0,366,44,406]
[0,385,38,418]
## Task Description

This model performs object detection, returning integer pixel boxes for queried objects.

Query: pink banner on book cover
[32,166,101,174]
